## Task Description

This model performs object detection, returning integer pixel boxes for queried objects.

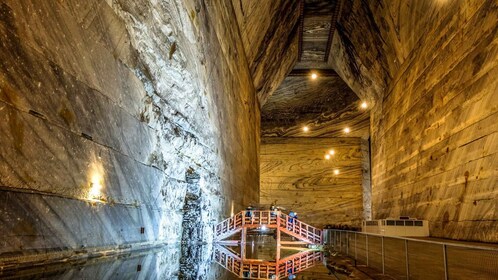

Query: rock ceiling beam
[298,0,305,62]
[324,0,344,62]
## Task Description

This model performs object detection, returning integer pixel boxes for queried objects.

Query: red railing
[214,210,322,244]
[277,250,323,277]
[278,213,322,244]
[214,211,244,240]
[213,245,322,279]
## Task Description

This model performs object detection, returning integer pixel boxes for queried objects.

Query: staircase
[214,210,322,244]
[213,245,322,280]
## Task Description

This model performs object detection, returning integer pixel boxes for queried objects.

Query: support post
[241,227,247,261]
[276,211,281,261]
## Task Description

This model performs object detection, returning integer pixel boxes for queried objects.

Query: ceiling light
[344,127,350,134]
[324,154,331,160]
[361,101,368,109]
[334,169,340,175]
[328,149,335,155]
[302,126,309,132]
[311,73,318,80]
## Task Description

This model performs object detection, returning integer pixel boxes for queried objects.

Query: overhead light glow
[334,169,340,175]
[311,73,318,80]
[344,127,351,134]
[324,154,331,160]
[361,101,368,109]
[302,126,309,132]
[261,225,268,231]
[328,149,335,155]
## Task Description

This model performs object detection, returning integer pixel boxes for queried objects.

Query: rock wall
[231,0,300,105]
[0,0,259,264]
[260,137,367,228]
[331,0,498,242]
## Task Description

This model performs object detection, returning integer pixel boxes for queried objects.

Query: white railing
[324,230,498,279]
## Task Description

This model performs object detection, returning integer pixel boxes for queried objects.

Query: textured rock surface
[258,0,371,229]
[261,73,368,138]
[231,0,301,105]
[330,0,498,242]
[260,137,368,228]
[0,0,259,263]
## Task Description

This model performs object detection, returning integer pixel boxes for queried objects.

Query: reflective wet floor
[0,237,332,280]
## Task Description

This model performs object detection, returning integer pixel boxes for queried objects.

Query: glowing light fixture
[87,159,105,202]
[328,149,335,155]
[344,127,351,134]
[361,101,368,109]
[261,225,268,231]
[324,154,331,160]
[302,126,309,132]
[89,173,103,200]
[334,169,340,175]
[310,72,318,80]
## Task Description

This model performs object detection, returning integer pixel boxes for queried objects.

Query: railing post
[355,232,357,261]
[334,230,337,249]
[339,231,342,253]
[381,236,385,274]
[405,239,409,280]
[346,232,349,256]
[366,235,369,266]
[443,244,448,280]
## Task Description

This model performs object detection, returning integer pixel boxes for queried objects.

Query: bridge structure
[213,210,323,279]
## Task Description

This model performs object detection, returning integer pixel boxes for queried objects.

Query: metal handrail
[328,229,498,252]
[326,229,498,280]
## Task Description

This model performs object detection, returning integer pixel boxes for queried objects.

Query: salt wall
[0,0,260,264]
[331,0,498,242]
